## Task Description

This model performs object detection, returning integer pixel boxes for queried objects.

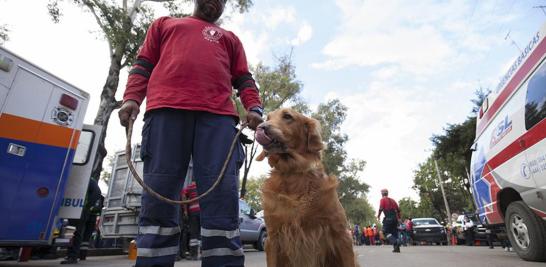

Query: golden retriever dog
[255,108,360,267]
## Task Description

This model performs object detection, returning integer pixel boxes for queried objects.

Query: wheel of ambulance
[505,201,546,261]
[255,230,267,251]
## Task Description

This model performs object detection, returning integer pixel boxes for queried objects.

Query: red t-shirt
[379,197,400,219]
[124,16,261,116]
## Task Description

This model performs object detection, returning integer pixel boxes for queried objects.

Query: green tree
[47,0,253,179]
[410,89,489,221]
[312,99,348,177]
[0,24,8,45]
[312,99,375,225]
[242,175,266,211]
[99,155,115,184]
[237,54,306,198]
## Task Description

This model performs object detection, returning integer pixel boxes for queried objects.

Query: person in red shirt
[377,188,401,253]
[182,180,201,260]
[118,1,263,266]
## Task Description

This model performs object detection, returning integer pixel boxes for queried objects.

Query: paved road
[1,245,544,267]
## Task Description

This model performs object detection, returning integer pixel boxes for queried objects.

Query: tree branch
[128,0,143,22]
[82,0,114,55]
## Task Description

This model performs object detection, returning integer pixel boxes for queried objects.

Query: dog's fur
[257,108,360,267]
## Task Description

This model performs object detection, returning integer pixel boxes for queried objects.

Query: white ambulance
[471,22,546,261]
[0,47,101,249]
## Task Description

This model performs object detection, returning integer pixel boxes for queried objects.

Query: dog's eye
[282,113,293,121]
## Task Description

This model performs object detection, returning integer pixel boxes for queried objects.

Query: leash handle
[125,117,247,205]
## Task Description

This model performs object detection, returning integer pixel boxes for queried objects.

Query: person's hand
[118,100,140,127]
[246,110,263,131]
[377,215,381,221]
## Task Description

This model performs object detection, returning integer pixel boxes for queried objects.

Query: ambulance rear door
[58,124,102,220]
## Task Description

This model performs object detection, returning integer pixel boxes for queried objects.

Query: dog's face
[255,108,324,157]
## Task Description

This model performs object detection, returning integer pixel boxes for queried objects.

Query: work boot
[60,257,78,264]
[79,251,87,260]
[188,246,199,260]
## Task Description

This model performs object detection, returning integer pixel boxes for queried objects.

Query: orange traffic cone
[128,240,137,260]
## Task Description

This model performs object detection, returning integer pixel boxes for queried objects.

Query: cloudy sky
[1,0,545,208]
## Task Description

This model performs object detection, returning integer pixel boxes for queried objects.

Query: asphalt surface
[1,245,545,267]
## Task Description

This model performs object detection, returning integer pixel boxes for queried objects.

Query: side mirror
[249,208,257,219]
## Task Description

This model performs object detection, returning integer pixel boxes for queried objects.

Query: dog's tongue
[255,127,272,146]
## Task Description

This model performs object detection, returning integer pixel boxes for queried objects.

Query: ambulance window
[73,130,94,165]
[525,61,546,130]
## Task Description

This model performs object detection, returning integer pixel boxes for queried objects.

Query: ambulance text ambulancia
[471,22,546,262]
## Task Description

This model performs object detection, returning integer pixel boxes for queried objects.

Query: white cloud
[333,78,477,206]
[314,0,517,76]
[263,6,296,30]
[290,21,313,46]
[371,66,400,80]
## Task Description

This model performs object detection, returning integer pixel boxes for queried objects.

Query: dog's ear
[305,118,324,153]
[256,150,267,161]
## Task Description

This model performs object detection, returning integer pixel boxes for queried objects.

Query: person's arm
[119,17,167,126]
[123,17,166,105]
[230,35,263,130]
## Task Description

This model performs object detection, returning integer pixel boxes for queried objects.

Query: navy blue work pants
[135,109,245,267]
[382,218,399,249]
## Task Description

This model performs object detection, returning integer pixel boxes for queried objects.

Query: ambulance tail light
[37,187,49,198]
[60,94,78,110]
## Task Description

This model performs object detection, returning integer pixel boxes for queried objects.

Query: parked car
[239,199,267,251]
[411,218,448,245]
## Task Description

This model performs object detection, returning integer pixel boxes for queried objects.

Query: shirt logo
[202,26,223,43]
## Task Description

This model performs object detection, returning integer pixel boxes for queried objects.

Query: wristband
[249,106,264,117]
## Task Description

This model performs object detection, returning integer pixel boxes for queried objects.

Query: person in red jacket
[118,1,263,266]
[377,188,401,253]
[182,180,201,260]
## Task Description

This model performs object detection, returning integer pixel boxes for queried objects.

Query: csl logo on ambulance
[490,116,512,148]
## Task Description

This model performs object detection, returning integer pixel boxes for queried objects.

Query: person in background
[377,188,401,253]
[405,218,413,245]
[373,225,380,245]
[398,221,407,246]
[61,178,103,264]
[178,196,190,260]
[502,237,513,252]
[182,179,201,260]
[463,216,475,246]
[367,226,375,246]
[353,224,361,246]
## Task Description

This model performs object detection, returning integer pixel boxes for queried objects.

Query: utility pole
[434,159,452,237]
